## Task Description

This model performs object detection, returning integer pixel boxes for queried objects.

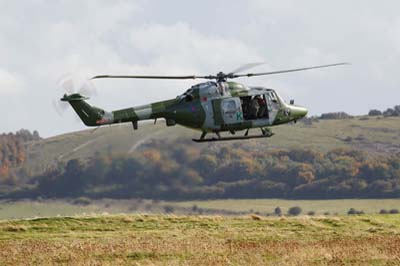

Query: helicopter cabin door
[212,99,223,126]
[212,98,243,126]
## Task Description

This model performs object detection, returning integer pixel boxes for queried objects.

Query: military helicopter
[61,62,348,142]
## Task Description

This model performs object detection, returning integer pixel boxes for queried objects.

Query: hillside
[0,116,396,200]
[23,116,400,175]
[1,214,400,265]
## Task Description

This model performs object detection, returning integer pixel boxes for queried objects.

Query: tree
[368,109,382,116]
[320,112,352,119]
[274,207,282,216]
[288,206,302,216]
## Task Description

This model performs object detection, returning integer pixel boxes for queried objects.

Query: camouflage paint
[62,81,307,134]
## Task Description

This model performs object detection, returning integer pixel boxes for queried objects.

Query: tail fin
[61,93,108,126]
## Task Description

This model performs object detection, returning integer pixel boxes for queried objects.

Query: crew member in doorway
[257,95,267,118]
[249,96,260,119]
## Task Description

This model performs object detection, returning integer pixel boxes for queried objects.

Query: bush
[307,211,316,216]
[288,206,302,216]
[72,197,91,206]
[368,109,382,116]
[163,205,174,213]
[389,209,399,214]
[379,209,389,214]
[347,208,364,215]
[320,112,353,120]
[274,207,282,216]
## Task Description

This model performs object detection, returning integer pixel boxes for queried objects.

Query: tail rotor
[53,73,97,117]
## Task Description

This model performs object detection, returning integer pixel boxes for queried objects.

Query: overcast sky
[1,0,399,137]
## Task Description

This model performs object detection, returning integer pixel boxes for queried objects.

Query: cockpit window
[177,88,195,102]
[185,94,193,102]
[267,91,278,102]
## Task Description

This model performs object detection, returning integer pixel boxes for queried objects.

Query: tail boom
[61,94,172,128]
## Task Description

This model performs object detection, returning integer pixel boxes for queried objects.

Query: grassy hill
[1,214,399,265]
[22,116,400,175]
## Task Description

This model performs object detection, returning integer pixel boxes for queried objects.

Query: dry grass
[0,214,400,265]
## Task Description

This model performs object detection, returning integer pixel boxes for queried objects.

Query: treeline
[369,105,400,117]
[11,140,400,200]
[319,112,353,120]
[306,104,400,122]
[0,129,40,180]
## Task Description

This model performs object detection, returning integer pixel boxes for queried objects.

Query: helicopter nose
[290,106,308,119]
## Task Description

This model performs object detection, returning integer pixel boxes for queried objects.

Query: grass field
[0,214,399,265]
[0,199,399,220]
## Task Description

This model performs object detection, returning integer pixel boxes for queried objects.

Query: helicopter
[61,62,348,142]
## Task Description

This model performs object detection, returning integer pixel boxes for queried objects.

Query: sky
[1,0,399,137]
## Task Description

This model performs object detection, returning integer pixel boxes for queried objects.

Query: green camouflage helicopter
[61,63,348,142]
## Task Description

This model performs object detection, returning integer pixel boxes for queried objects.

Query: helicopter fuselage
[62,81,307,141]
[104,81,308,133]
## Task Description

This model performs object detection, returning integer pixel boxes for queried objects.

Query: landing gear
[260,127,273,137]
[200,131,207,140]
[192,128,274,142]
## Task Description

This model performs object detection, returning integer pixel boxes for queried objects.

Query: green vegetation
[0,214,399,265]
[15,144,400,200]
[1,116,400,201]
[19,116,400,176]
[370,104,400,117]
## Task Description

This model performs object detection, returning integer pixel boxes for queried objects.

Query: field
[1,199,400,220]
[0,214,400,265]
[5,116,399,265]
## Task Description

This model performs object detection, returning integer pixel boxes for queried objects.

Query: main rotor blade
[229,62,266,75]
[91,74,211,80]
[232,62,350,78]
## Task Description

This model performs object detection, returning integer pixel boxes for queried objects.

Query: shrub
[274,207,282,216]
[368,109,382,116]
[348,208,364,215]
[389,209,399,214]
[72,197,91,206]
[307,211,316,216]
[379,209,388,214]
[320,112,353,120]
[164,205,174,213]
[288,206,302,216]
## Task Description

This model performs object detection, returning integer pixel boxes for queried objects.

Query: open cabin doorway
[240,94,269,121]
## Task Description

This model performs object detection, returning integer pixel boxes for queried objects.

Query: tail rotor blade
[57,74,76,94]
[78,78,97,97]
[52,99,69,117]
